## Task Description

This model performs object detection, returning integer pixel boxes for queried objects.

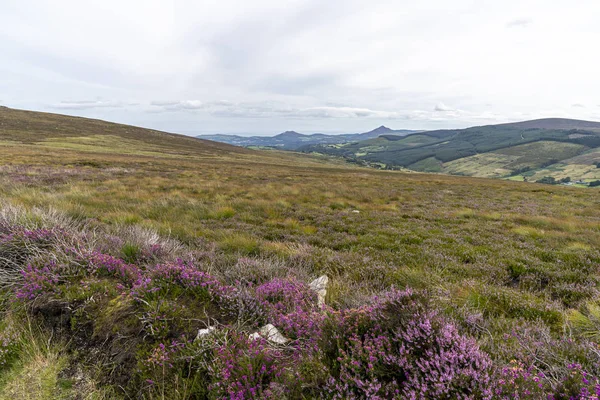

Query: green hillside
[0,106,249,155]
[303,118,600,183]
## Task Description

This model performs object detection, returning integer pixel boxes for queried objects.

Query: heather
[0,206,597,398]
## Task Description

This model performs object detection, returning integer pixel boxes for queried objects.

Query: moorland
[0,107,599,399]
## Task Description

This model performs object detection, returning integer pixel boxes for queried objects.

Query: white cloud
[150,100,205,111]
[434,103,455,112]
[52,100,131,110]
[1,0,600,134]
[506,18,533,28]
[150,101,402,119]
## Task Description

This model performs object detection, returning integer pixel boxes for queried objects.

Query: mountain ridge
[494,117,600,131]
[198,126,421,150]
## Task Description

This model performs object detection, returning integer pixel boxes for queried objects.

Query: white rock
[309,275,329,291]
[196,326,216,340]
[260,324,289,344]
[309,275,329,307]
[352,210,360,213]
[249,324,289,344]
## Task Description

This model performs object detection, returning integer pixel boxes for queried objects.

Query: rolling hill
[0,106,250,157]
[199,125,421,150]
[302,118,600,183]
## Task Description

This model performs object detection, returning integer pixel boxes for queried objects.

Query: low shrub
[321,289,495,399]
[4,213,600,399]
[495,361,600,399]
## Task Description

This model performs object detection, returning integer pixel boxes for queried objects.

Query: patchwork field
[442,153,516,177]
[1,108,600,398]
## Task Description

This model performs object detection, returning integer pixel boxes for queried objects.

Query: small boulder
[249,324,289,344]
[260,324,289,344]
[309,275,329,307]
[196,326,216,340]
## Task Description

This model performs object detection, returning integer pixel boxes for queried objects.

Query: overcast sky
[2,0,600,136]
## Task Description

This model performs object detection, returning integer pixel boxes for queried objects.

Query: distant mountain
[302,118,600,183]
[198,126,421,150]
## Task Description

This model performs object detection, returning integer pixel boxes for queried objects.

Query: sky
[2,0,600,136]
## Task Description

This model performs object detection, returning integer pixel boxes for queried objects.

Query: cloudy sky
[2,0,600,136]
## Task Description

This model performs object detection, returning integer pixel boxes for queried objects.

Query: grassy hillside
[303,118,600,183]
[442,141,587,178]
[0,109,599,397]
[0,106,251,157]
[497,117,600,131]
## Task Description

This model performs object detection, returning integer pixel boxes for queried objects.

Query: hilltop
[497,118,600,131]
[0,106,249,157]
[303,118,600,183]
[199,126,420,150]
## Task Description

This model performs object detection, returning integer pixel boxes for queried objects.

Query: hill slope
[497,118,600,131]
[199,125,421,150]
[0,106,249,157]
[303,118,600,183]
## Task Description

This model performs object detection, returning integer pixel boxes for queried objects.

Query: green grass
[443,153,516,177]
[407,156,442,172]
[441,141,587,178]
[0,316,113,400]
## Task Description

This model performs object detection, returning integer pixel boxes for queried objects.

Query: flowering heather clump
[494,361,547,399]
[323,289,494,399]
[15,262,59,300]
[148,259,220,289]
[255,277,317,315]
[209,331,289,399]
[130,258,230,301]
[552,363,600,400]
[0,228,59,244]
[255,278,323,341]
[488,322,600,387]
[495,361,600,400]
[86,251,141,284]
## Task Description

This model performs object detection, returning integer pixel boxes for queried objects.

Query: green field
[443,153,516,177]
[407,156,442,172]
[442,141,587,178]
